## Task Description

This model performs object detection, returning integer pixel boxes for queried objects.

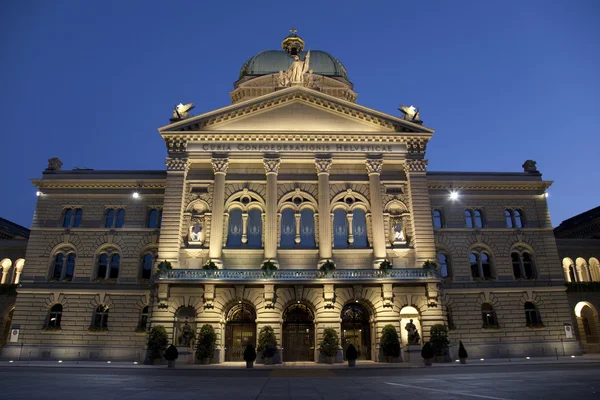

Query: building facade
[2,32,581,362]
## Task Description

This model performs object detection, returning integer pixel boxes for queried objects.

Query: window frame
[505,209,525,229]
[95,250,120,281]
[50,251,76,282]
[432,209,443,229]
[524,302,542,327]
[437,252,451,278]
[105,208,125,229]
[469,249,494,280]
[45,304,63,329]
[511,249,536,280]
[140,252,155,280]
[92,305,109,330]
[147,208,162,229]
[62,207,83,229]
[481,303,499,328]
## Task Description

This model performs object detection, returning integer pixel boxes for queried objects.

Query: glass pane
[511,253,521,278]
[158,209,162,228]
[333,209,348,249]
[73,209,82,228]
[105,210,115,228]
[352,209,368,248]
[53,254,64,279]
[247,209,262,248]
[523,253,534,278]
[63,209,72,228]
[142,254,153,279]
[109,254,120,279]
[470,253,479,278]
[433,210,442,229]
[505,210,513,228]
[437,253,448,277]
[514,210,523,228]
[227,209,243,247]
[280,209,296,249]
[474,210,483,228]
[299,209,316,248]
[148,209,158,228]
[97,254,108,279]
[116,209,126,228]
[65,254,76,278]
[464,210,473,228]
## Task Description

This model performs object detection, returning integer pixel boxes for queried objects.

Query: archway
[225,303,256,361]
[400,306,422,345]
[575,302,600,353]
[341,303,371,360]
[282,303,315,362]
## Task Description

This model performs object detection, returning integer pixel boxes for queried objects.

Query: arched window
[93,305,109,329]
[432,210,443,229]
[514,210,523,228]
[141,253,153,279]
[46,304,62,329]
[247,208,262,248]
[511,252,521,278]
[116,209,126,228]
[227,208,243,247]
[95,252,120,280]
[505,210,513,228]
[481,304,498,328]
[63,209,73,228]
[474,210,483,228]
[524,302,542,326]
[73,209,83,228]
[139,306,149,331]
[464,210,474,228]
[437,253,450,278]
[569,265,578,283]
[280,209,296,248]
[481,252,491,277]
[109,254,120,279]
[97,254,108,279]
[299,209,316,248]
[470,250,493,279]
[147,209,159,229]
[522,252,534,279]
[52,254,64,279]
[333,209,348,248]
[512,251,535,279]
[65,253,76,280]
[105,209,115,228]
[352,209,368,248]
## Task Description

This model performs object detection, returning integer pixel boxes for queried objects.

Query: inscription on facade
[188,142,405,153]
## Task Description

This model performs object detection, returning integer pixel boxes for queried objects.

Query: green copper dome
[239,50,349,80]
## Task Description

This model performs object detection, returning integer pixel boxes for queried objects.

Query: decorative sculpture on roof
[171,102,195,121]
[522,160,538,173]
[46,158,63,171]
[398,105,421,122]
[278,51,311,86]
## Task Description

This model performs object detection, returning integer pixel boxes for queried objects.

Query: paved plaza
[1,360,598,399]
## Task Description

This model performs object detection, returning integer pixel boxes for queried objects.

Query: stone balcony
[158,268,436,283]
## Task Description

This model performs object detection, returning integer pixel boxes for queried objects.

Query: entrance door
[341,303,371,360]
[282,304,315,362]
[225,304,256,361]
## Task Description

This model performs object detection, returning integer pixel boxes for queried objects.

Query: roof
[554,205,600,238]
[0,217,30,239]
[239,50,348,80]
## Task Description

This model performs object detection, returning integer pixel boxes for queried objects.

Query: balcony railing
[158,268,435,281]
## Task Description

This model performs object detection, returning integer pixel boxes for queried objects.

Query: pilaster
[366,158,387,264]
[208,156,229,265]
[263,157,281,261]
[315,157,333,263]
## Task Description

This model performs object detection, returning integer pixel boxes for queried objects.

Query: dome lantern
[281,28,305,56]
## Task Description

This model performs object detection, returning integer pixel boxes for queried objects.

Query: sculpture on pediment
[46,157,63,171]
[278,51,311,86]
[171,102,194,120]
[189,218,204,244]
[305,70,315,88]
[277,70,289,87]
[522,160,538,173]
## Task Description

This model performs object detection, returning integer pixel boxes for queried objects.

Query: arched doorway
[225,303,256,361]
[341,303,371,360]
[282,303,315,362]
[575,302,600,353]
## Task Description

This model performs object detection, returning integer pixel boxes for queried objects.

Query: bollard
[28,350,31,364]
[555,348,559,360]
[507,349,511,362]
[77,351,80,365]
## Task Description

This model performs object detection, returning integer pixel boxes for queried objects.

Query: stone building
[2,31,581,362]
[555,206,600,353]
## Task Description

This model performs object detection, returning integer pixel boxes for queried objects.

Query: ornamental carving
[263,157,281,174]
[165,157,189,172]
[404,138,428,154]
[365,158,383,175]
[314,158,333,174]
[211,158,229,174]
[404,159,428,173]
[167,138,188,153]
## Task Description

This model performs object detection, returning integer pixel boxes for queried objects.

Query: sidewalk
[3,355,600,370]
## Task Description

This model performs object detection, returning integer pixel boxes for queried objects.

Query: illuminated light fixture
[132,192,140,199]
[544,192,549,198]
[571,355,575,358]
[297,300,300,304]
[133,362,138,365]
[480,358,485,361]
[9,360,14,363]
[36,191,42,197]
[355,300,359,303]
[238,300,242,304]
[449,191,459,201]
[455,360,460,362]
[58,360,63,363]
[526,357,530,360]
[107,361,111,364]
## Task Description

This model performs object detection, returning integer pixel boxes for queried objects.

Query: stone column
[404,159,436,264]
[241,212,248,244]
[366,158,387,264]
[294,212,301,244]
[208,157,229,265]
[158,158,190,268]
[14,261,24,284]
[315,158,333,263]
[263,157,281,261]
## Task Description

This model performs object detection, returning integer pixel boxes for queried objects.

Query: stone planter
[460,358,467,364]
[325,356,336,364]
[198,357,210,365]
[348,359,356,367]
[167,360,176,368]
[246,361,254,368]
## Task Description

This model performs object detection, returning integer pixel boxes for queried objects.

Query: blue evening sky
[0,1,598,228]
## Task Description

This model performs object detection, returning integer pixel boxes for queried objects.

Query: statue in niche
[405,319,420,345]
[178,320,195,347]
[392,218,405,243]
[189,219,204,244]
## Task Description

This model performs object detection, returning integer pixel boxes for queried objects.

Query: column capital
[365,158,383,175]
[404,159,428,174]
[211,157,229,175]
[263,157,281,175]
[315,157,333,175]
[165,157,190,172]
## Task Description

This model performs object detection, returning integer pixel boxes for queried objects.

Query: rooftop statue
[278,51,311,86]
[522,160,538,173]
[398,104,421,122]
[171,102,195,120]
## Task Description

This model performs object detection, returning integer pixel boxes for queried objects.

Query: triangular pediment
[159,86,433,135]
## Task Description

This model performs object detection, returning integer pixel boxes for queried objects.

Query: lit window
[46,304,63,329]
[482,303,498,328]
[93,305,109,329]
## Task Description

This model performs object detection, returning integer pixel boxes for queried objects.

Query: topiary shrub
[148,325,168,361]
[319,260,336,276]
[421,342,435,360]
[202,260,218,270]
[244,344,257,362]
[157,260,172,275]
[429,324,450,357]
[196,324,216,361]
[319,328,339,358]
[164,344,178,361]
[379,260,393,275]
[380,324,401,358]
[257,325,277,359]
[458,340,468,359]
[261,259,278,277]
[422,260,438,273]
[346,344,358,361]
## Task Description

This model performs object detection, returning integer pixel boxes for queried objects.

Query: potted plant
[379,259,393,275]
[319,327,339,364]
[261,259,278,278]
[257,326,277,364]
[421,342,435,366]
[147,325,168,365]
[195,324,216,364]
[422,260,438,274]
[202,260,219,270]
[429,324,450,362]
[380,324,401,362]
[346,344,358,367]
[319,260,336,277]
[157,260,173,275]
[244,344,257,368]
[165,344,178,368]
[458,340,468,364]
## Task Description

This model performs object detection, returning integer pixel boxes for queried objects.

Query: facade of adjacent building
[2,32,581,362]
[555,206,600,353]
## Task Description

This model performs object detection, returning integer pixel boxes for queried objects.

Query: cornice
[427,182,551,191]
[32,179,166,190]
